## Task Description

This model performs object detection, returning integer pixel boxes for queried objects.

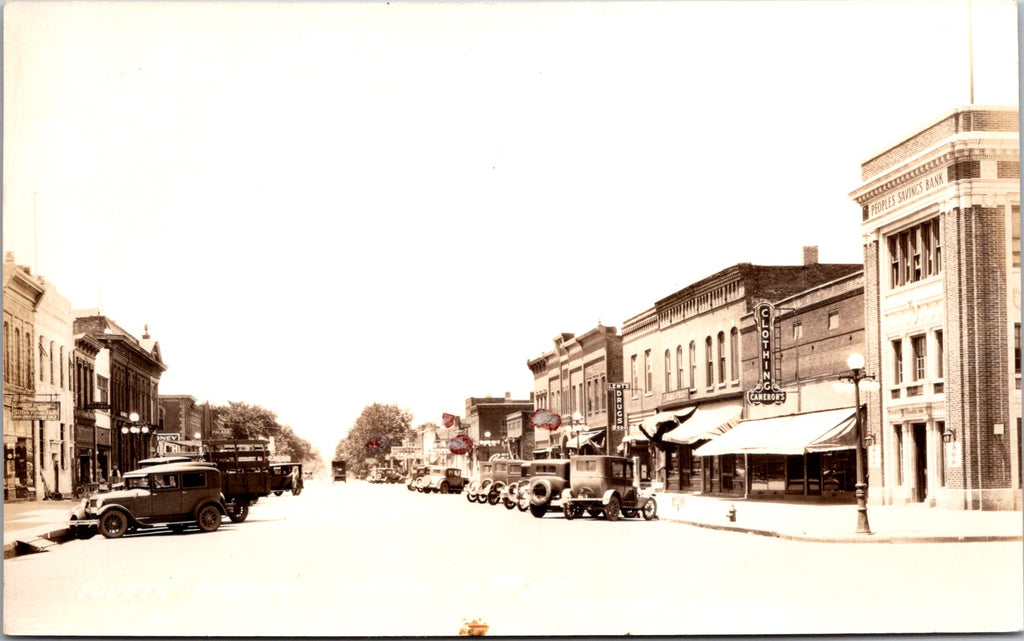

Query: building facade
[73,313,167,473]
[464,394,533,471]
[34,279,76,498]
[73,333,111,487]
[621,252,863,491]
[526,324,623,459]
[850,105,1021,510]
[3,261,45,500]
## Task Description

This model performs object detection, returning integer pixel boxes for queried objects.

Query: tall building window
[59,346,65,388]
[730,328,739,381]
[888,217,942,288]
[935,330,944,378]
[600,375,606,410]
[49,341,55,385]
[793,322,803,340]
[644,349,652,393]
[1015,324,1021,376]
[586,380,592,414]
[631,355,639,397]
[705,337,713,388]
[14,329,21,386]
[717,331,726,384]
[676,345,684,391]
[893,339,904,384]
[828,311,840,329]
[98,375,109,403]
[689,341,697,389]
[1013,206,1021,269]
[911,335,927,380]
[664,350,672,391]
[39,337,45,382]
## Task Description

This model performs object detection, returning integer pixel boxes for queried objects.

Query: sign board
[746,302,787,405]
[12,400,61,421]
[391,446,419,459]
[608,383,630,430]
[155,433,181,441]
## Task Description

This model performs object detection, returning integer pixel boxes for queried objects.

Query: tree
[212,401,318,467]
[334,403,413,468]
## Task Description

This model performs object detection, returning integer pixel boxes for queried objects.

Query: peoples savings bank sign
[746,302,787,405]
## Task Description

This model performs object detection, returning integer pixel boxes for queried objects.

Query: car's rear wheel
[642,497,658,520]
[196,505,222,533]
[517,491,530,512]
[99,510,129,539]
[605,496,621,522]
[563,502,575,520]
[439,481,449,494]
[227,503,249,523]
[529,503,547,518]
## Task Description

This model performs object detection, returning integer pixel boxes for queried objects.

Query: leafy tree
[333,403,413,467]
[211,401,318,467]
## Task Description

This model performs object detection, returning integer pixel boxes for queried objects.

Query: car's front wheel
[99,510,129,539]
[196,505,222,533]
[604,495,621,522]
[227,503,249,523]
[439,481,449,494]
[529,503,547,518]
[642,497,658,521]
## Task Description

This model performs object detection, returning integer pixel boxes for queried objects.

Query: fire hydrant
[726,503,737,522]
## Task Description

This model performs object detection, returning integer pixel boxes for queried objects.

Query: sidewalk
[654,491,1024,543]
[3,499,78,558]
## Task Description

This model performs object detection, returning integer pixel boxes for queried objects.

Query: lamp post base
[855,483,872,535]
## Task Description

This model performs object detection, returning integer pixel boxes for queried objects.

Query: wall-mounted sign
[747,302,787,405]
[12,399,61,421]
[608,383,630,430]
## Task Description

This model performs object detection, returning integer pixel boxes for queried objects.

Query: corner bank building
[850,105,1021,511]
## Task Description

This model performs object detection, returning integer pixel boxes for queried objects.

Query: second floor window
[677,345,685,391]
[644,349,652,393]
[689,342,697,389]
[705,337,713,388]
[893,339,904,384]
[717,332,726,384]
[664,350,672,391]
[730,328,739,381]
[631,356,639,397]
[911,335,927,381]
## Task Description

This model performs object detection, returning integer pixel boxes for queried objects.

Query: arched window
[717,332,726,383]
[664,349,672,390]
[689,341,696,390]
[676,345,684,391]
[705,337,713,387]
[730,327,740,381]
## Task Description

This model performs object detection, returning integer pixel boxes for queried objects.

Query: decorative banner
[442,413,456,428]
[365,435,390,452]
[448,434,473,455]
[529,408,562,431]
[747,302,788,405]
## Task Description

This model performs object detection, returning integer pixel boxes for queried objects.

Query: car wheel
[466,491,476,503]
[487,491,501,506]
[407,484,415,491]
[529,503,547,518]
[504,497,516,510]
[227,503,249,523]
[196,505,222,533]
[99,510,129,539]
[439,481,449,494]
[273,490,283,497]
[605,496,621,522]
[642,497,658,521]
[563,502,575,520]
[517,492,530,512]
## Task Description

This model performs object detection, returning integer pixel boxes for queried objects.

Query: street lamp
[839,353,873,535]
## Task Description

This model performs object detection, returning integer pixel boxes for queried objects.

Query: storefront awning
[662,404,742,445]
[692,407,858,457]
[566,428,605,450]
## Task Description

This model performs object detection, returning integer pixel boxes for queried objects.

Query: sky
[3,0,1019,461]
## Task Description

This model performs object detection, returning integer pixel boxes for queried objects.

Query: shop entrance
[912,423,927,502]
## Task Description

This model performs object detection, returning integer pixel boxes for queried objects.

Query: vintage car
[561,455,657,521]
[419,466,465,494]
[469,459,527,506]
[406,465,429,491]
[498,461,530,509]
[332,459,347,483]
[523,459,571,518]
[68,461,227,539]
[270,463,303,496]
[465,461,496,503]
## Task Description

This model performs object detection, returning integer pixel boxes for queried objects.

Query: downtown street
[4,479,1022,637]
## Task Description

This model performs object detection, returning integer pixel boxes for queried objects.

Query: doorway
[912,423,927,502]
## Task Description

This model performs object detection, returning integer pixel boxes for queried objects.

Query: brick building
[73,313,167,472]
[464,394,533,471]
[526,324,623,459]
[849,105,1020,510]
[620,252,862,491]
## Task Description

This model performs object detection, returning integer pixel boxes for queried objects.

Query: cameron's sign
[747,302,787,405]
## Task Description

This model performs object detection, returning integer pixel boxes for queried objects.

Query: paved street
[4,480,1022,636]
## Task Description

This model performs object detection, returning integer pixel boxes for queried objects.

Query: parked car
[332,459,347,483]
[498,461,530,509]
[68,461,227,539]
[523,459,571,518]
[465,461,496,503]
[561,455,657,521]
[406,466,429,491]
[419,467,465,494]
[383,468,404,484]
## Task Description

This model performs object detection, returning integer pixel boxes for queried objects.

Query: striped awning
[663,404,742,445]
[693,407,858,456]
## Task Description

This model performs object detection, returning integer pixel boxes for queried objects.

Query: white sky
[3,0,1019,460]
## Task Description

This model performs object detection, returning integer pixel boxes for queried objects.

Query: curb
[663,516,1024,544]
[3,527,71,559]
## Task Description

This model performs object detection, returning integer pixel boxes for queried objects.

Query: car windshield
[124,476,150,490]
